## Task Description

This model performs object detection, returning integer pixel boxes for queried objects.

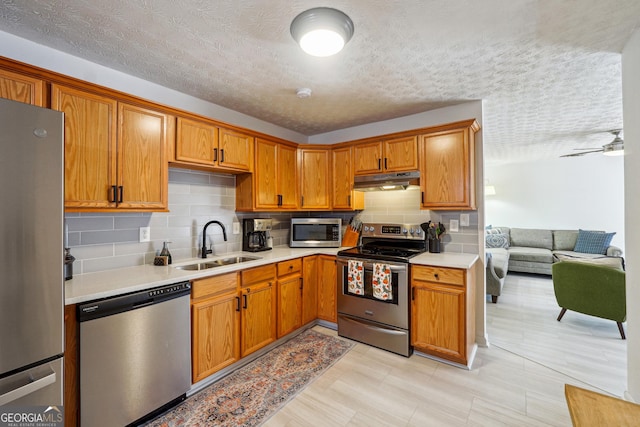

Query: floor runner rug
[147,329,354,426]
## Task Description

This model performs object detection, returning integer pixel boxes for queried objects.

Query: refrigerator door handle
[0,369,56,406]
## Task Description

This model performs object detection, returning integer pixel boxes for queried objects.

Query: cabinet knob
[434,273,439,280]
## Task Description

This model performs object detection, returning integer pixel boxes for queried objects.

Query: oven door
[336,258,408,329]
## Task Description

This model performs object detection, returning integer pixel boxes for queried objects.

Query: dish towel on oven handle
[373,263,392,301]
[347,260,364,295]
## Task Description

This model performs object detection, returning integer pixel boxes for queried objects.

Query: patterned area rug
[147,329,354,426]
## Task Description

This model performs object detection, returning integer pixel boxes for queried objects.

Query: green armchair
[552,261,626,339]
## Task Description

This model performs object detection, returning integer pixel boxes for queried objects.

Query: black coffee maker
[242,218,273,252]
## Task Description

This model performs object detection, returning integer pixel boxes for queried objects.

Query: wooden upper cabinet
[175,117,218,165]
[52,84,118,209]
[419,120,479,210]
[53,84,170,211]
[117,103,170,210]
[384,136,418,172]
[354,136,417,175]
[0,68,44,106]
[243,138,297,211]
[277,143,298,209]
[174,119,252,172]
[353,141,384,175]
[332,146,364,210]
[217,127,253,172]
[298,147,331,210]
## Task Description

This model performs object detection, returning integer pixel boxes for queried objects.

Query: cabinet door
[218,127,253,172]
[354,141,383,175]
[277,143,298,209]
[241,281,276,357]
[254,138,279,208]
[384,136,418,172]
[117,103,169,209]
[299,147,331,210]
[411,282,466,364]
[175,117,217,166]
[332,146,363,210]
[317,255,337,322]
[192,292,241,383]
[52,85,118,209]
[420,126,476,210]
[277,274,302,337]
[301,256,318,325]
[0,69,44,106]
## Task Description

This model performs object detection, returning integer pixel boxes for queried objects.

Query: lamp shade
[291,8,354,57]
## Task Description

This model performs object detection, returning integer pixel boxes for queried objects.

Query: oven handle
[337,258,407,272]
[340,315,407,336]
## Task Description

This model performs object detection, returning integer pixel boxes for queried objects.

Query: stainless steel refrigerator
[0,98,64,406]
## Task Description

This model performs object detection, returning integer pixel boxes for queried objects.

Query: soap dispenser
[160,241,172,265]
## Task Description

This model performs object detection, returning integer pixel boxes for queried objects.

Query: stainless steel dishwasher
[78,281,191,427]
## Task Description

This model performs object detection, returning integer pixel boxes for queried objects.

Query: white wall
[622,29,640,402]
[485,155,625,251]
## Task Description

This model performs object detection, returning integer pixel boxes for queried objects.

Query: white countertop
[65,247,479,305]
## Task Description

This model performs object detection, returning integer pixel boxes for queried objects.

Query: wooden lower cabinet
[240,265,277,357]
[317,255,337,323]
[411,265,476,366]
[64,305,79,427]
[191,273,240,383]
[276,258,302,337]
[301,256,318,325]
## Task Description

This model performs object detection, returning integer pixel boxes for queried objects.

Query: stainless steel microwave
[290,218,342,248]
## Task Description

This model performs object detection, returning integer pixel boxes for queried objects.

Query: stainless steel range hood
[353,171,420,191]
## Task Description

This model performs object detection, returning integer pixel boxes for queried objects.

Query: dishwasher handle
[78,281,191,322]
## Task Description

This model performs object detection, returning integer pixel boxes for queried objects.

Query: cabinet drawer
[241,264,276,287]
[192,272,238,300]
[277,258,302,276]
[412,265,464,286]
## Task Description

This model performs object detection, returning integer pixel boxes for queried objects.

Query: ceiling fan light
[603,145,624,156]
[291,8,354,57]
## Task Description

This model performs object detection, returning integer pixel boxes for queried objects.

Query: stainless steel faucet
[201,220,227,258]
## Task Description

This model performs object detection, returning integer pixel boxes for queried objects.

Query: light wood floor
[262,272,628,426]
[486,272,627,397]
[264,325,603,426]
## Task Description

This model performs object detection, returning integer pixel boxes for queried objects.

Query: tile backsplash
[65,168,479,275]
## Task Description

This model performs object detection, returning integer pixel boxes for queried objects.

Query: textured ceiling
[1,0,639,164]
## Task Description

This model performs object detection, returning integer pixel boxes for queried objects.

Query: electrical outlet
[232,222,240,235]
[139,226,150,242]
[460,214,470,227]
[450,219,459,232]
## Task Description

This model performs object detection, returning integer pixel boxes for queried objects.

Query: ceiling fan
[561,130,624,157]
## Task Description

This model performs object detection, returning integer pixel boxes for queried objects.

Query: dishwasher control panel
[78,281,191,322]
[148,282,190,297]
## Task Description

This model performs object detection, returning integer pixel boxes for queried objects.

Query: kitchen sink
[174,256,261,271]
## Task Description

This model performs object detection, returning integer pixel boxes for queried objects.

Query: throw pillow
[486,233,509,248]
[554,253,625,271]
[486,228,502,235]
[573,229,616,255]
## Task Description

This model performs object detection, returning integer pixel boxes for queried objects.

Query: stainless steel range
[336,223,427,357]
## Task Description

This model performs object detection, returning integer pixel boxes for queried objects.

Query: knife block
[341,228,360,247]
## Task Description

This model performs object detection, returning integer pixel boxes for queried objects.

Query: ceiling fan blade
[560,149,604,157]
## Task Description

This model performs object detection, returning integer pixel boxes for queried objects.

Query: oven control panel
[361,223,425,240]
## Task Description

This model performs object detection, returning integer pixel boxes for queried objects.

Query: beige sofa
[485,227,623,302]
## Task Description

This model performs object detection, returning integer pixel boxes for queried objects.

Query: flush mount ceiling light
[290,7,354,57]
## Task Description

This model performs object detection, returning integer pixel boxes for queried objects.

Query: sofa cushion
[508,246,554,263]
[553,230,579,251]
[574,229,616,255]
[554,253,625,271]
[510,228,553,250]
[485,233,510,248]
